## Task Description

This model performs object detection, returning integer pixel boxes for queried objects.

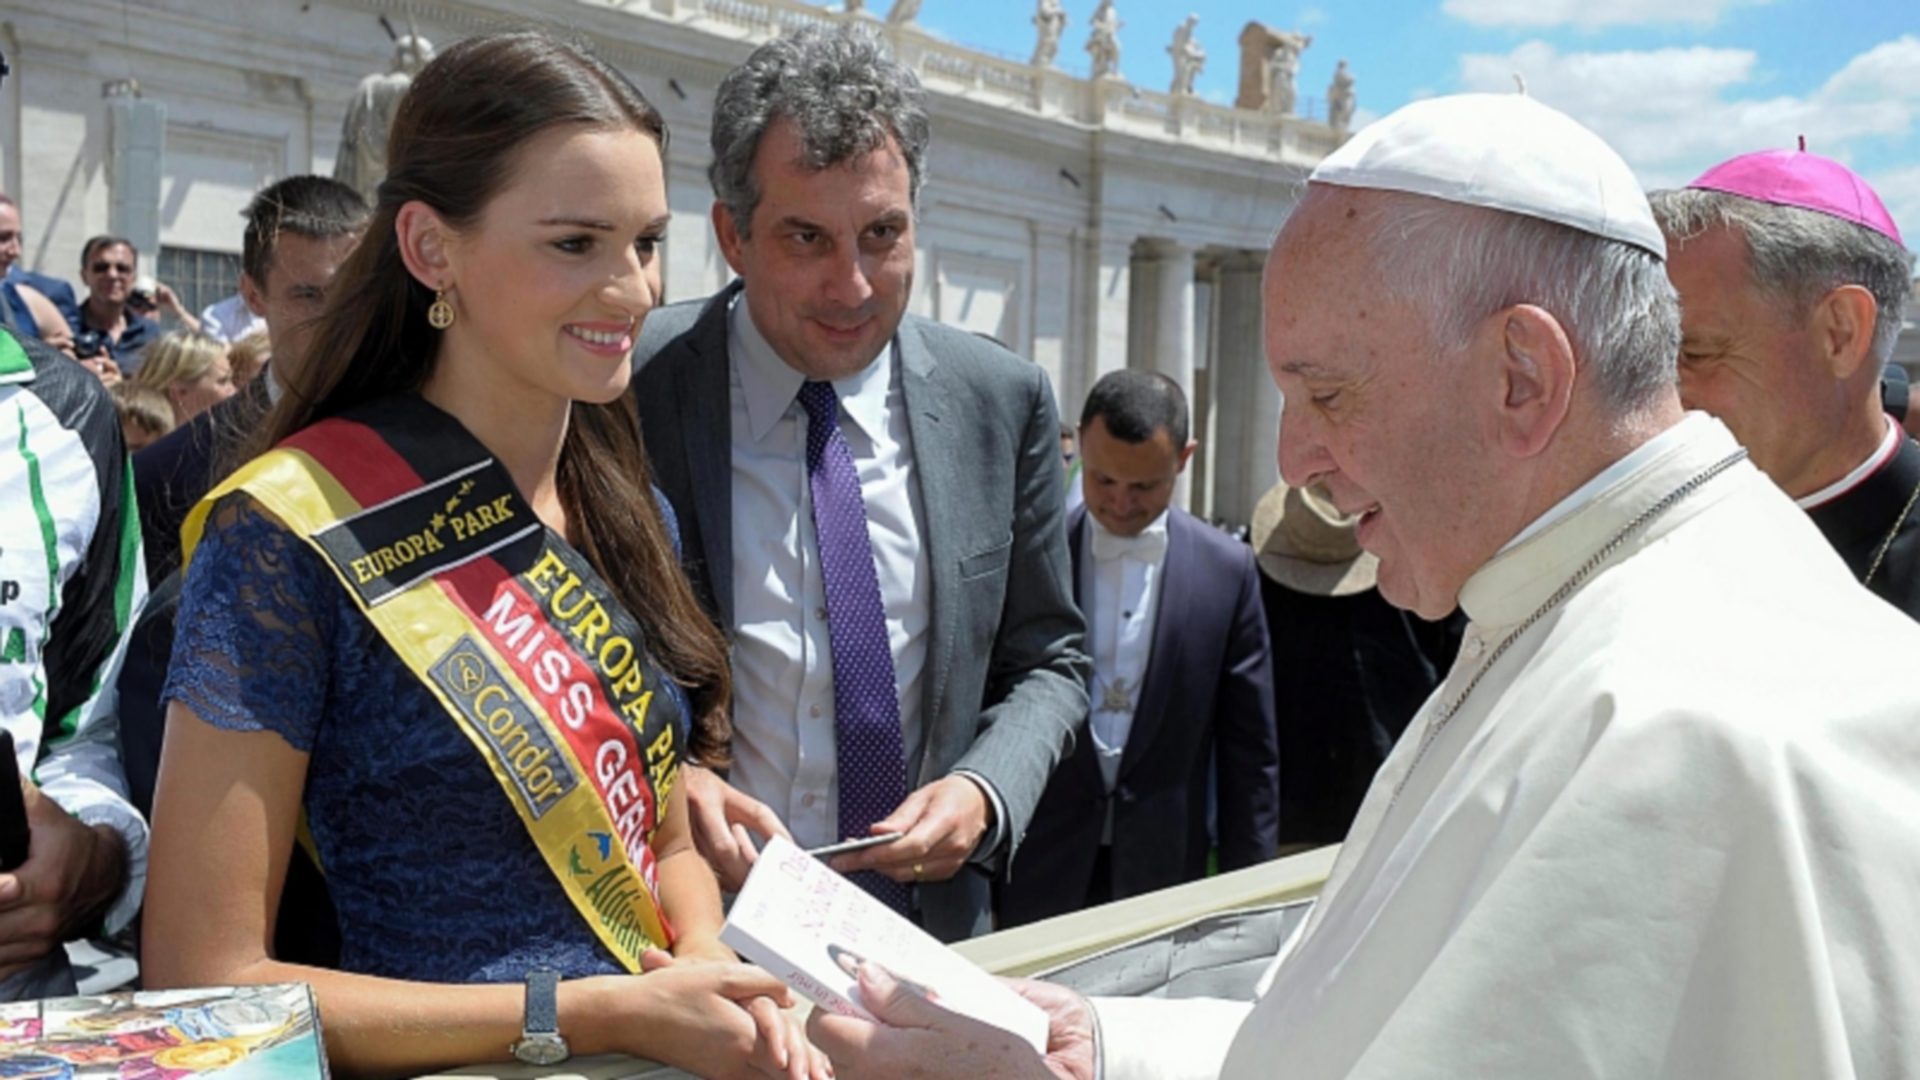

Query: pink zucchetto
[1688,148,1905,248]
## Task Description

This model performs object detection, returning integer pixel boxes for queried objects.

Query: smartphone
[805,832,905,859]
[0,731,29,872]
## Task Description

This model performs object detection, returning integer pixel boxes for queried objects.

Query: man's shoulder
[1169,508,1256,576]
[634,288,734,377]
[12,269,77,311]
[904,317,1041,390]
[1573,484,1920,721]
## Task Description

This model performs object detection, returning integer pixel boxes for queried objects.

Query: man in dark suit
[117,176,365,967]
[1000,371,1277,926]
[133,175,367,582]
[632,26,1088,942]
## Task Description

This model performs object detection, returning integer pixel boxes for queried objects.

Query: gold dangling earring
[427,288,455,330]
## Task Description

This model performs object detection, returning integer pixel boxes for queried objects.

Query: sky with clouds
[910,0,1920,243]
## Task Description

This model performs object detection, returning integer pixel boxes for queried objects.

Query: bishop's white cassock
[1096,413,1920,1079]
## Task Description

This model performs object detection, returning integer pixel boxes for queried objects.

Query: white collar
[1796,415,1901,511]
[1497,417,1699,555]
[1463,413,1747,626]
[1087,507,1171,563]
[730,292,894,444]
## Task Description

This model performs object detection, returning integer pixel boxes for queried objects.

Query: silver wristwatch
[509,969,570,1066]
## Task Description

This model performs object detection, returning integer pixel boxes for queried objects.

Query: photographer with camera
[68,236,159,374]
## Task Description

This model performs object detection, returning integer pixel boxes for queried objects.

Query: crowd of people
[0,19,1916,1080]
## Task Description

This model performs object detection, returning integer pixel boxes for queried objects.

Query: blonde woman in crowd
[131,331,236,426]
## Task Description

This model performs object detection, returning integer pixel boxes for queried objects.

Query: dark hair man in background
[117,174,366,969]
[133,175,369,582]
[1000,370,1276,926]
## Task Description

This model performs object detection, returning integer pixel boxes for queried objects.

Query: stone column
[1138,238,1196,509]
[1086,230,1133,395]
[1209,251,1274,526]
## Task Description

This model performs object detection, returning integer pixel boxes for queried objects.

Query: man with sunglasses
[68,237,158,374]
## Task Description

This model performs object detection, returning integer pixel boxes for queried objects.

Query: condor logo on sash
[312,460,541,607]
[430,635,578,817]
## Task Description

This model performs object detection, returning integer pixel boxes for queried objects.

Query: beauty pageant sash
[181,396,683,969]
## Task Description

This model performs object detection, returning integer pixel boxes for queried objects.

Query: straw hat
[1249,481,1378,596]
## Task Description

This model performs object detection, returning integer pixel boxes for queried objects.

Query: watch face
[513,1034,570,1066]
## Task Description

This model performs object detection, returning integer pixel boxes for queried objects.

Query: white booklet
[721,836,1049,1053]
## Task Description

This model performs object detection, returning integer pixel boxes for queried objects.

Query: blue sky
[903,0,1920,240]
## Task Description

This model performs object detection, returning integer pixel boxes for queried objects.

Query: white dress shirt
[1079,510,1170,794]
[726,295,932,849]
[196,292,266,344]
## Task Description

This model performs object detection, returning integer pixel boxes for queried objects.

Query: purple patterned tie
[797,380,913,914]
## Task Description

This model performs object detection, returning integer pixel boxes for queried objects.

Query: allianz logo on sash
[430,634,578,818]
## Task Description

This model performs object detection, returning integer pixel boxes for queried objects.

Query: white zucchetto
[1310,92,1666,260]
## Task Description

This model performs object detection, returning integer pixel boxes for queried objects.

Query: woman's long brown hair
[248,31,732,763]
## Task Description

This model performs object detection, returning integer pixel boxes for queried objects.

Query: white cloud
[1870,165,1920,249]
[1443,0,1764,31]
[1298,6,1328,27]
[1457,37,1920,196]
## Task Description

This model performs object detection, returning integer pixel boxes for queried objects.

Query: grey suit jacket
[632,282,1091,940]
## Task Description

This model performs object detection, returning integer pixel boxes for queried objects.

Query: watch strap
[524,969,560,1036]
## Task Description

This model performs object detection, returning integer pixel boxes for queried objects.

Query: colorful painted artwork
[0,985,325,1080]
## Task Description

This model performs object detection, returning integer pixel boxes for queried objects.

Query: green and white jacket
[0,328,147,932]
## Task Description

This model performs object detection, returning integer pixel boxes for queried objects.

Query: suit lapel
[1120,510,1188,779]
[678,285,740,627]
[899,320,959,767]
[1065,508,1109,790]
[1067,507,1087,609]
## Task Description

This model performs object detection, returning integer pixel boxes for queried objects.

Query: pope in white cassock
[810,91,1920,1080]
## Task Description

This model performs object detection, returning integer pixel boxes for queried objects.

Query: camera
[128,274,158,314]
[73,329,107,361]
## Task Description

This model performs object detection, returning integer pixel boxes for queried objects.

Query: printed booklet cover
[0,983,326,1080]
[722,836,1049,1053]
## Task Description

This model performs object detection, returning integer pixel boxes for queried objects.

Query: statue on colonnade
[1086,0,1122,80]
[1167,14,1204,97]
[334,21,435,205]
[1327,59,1356,134]
[1233,22,1310,115]
[1032,0,1068,67]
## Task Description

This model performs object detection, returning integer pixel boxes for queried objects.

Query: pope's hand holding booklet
[720,836,1050,1052]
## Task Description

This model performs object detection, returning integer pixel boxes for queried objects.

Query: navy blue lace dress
[162,493,694,982]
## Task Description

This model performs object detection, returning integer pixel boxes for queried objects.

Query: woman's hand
[603,950,831,1080]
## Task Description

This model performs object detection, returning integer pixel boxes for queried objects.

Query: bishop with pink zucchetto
[1651,147,1920,619]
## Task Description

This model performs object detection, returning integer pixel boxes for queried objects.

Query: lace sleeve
[161,493,335,752]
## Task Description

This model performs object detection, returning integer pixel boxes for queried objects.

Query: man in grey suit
[632,26,1089,942]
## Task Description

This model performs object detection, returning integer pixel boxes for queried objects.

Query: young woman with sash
[142,33,829,1080]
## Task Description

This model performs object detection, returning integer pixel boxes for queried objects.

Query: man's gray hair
[1649,188,1915,363]
[1357,193,1682,414]
[709,25,931,237]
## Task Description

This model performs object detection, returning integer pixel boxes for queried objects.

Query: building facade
[1,0,1340,525]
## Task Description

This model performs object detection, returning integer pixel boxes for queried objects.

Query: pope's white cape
[1096,413,1920,1079]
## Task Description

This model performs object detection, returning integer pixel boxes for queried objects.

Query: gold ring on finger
[913,862,924,881]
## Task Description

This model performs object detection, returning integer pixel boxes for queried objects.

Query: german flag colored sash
[181,396,683,971]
